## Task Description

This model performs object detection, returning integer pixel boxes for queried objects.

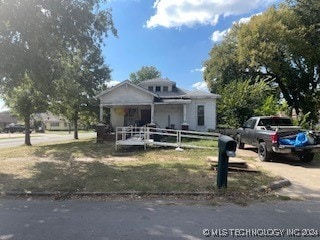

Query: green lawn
[0,138,280,203]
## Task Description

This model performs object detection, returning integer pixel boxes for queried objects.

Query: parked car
[236,116,320,162]
[3,123,32,133]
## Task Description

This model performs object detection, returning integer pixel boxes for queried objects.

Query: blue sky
[103,0,283,90]
[0,0,282,112]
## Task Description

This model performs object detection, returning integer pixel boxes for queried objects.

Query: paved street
[0,197,320,240]
[0,132,96,148]
[1,134,320,240]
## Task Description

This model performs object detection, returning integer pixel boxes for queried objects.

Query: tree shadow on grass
[0,139,282,203]
[32,139,213,161]
[0,157,278,203]
[33,139,119,160]
[1,160,215,193]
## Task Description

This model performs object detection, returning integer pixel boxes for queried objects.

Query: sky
[103,0,282,90]
[0,0,282,112]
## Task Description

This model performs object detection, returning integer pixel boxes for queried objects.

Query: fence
[115,126,219,150]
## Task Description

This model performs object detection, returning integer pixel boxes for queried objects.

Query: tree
[51,48,111,140]
[217,79,276,127]
[204,2,320,123]
[0,0,117,145]
[3,74,49,145]
[204,25,245,93]
[129,66,162,84]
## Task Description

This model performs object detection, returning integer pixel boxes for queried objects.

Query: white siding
[186,98,217,131]
[154,105,183,129]
[100,83,154,105]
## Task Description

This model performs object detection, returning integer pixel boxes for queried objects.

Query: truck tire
[299,153,314,162]
[236,134,245,149]
[258,142,271,162]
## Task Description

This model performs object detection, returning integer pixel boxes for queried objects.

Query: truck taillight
[271,133,278,144]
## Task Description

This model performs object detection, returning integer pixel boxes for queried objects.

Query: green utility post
[217,135,237,189]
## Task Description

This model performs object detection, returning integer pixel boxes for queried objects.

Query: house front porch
[99,100,191,130]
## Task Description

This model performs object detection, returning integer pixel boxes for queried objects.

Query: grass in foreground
[0,138,280,204]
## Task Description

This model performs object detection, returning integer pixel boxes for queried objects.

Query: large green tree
[51,48,111,139]
[204,2,320,124]
[129,66,162,84]
[0,0,116,145]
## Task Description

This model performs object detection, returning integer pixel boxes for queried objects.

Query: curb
[256,178,291,192]
[1,191,216,198]
[1,180,291,198]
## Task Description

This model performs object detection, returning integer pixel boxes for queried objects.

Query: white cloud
[146,0,277,28]
[191,67,206,73]
[211,29,229,42]
[210,12,262,42]
[236,12,262,24]
[192,81,208,91]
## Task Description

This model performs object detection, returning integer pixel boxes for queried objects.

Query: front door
[140,109,151,126]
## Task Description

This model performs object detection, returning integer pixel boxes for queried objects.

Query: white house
[97,78,221,131]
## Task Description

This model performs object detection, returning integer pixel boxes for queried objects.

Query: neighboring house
[35,112,70,131]
[97,78,221,131]
[0,111,18,130]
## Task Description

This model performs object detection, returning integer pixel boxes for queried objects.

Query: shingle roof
[183,90,221,99]
[138,78,176,86]
[97,80,159,98]
[97,79,221,101]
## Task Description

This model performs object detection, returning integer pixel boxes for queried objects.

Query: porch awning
[154,99,191,105]
[100,102,152,107]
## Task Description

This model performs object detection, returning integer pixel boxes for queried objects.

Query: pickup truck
[236,116,320,162]
[3,123,31,133]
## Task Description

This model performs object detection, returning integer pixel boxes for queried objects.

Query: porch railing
[115,126,220,150]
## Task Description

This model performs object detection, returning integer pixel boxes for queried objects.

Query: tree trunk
[24,115,32,146]
[73,111,79,140]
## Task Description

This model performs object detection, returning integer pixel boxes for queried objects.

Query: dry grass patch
[0,138,281,204]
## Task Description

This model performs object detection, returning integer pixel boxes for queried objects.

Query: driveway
[236,147,320,199]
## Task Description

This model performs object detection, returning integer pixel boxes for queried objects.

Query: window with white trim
[197,105,205,126]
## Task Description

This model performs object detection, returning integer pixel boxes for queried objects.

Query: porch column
[99,104,103,122]
[182,104,189,130]
[150,104,155,124]
[183,104,187,123]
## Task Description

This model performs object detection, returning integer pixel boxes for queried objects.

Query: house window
[50,122,59,127]
[197,105,205,126]
[155,86,161,92]
[163,86,168,92]
[148,86,153,91]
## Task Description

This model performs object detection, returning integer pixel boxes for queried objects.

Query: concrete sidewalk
[236,148,320,199]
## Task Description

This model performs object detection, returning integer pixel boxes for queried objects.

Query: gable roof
[96,80,159,99]
[97,80,221,101]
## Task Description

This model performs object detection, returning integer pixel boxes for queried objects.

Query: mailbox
[217,135,237,189]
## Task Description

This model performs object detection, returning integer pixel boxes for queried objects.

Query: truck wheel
[236,135,244,149]
[299,153,314,162]
[258,142,271,162]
